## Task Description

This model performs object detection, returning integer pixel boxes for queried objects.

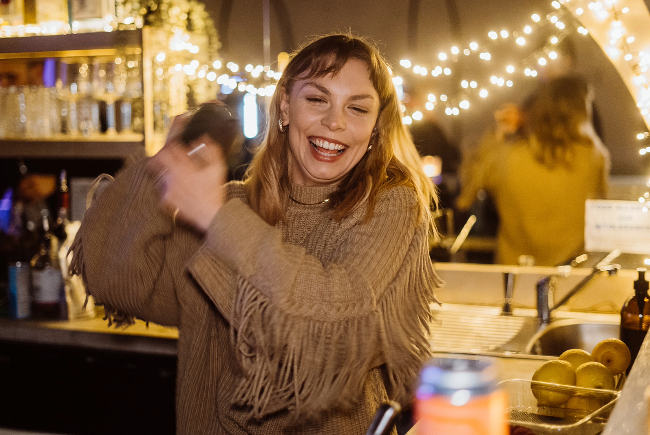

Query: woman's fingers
[147,143,228,231]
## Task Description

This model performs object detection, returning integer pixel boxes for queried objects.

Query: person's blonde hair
[244,33,437,229]
[527,76,595,167]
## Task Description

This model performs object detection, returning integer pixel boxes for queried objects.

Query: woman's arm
[188,185,440,420]
[68,160,183,327]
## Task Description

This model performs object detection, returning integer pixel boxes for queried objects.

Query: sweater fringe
[230,232,441,421]
[67,204,136,328]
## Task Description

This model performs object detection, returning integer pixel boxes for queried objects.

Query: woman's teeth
[311,138,345,151]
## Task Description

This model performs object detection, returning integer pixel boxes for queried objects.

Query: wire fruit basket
[500,379,620,435]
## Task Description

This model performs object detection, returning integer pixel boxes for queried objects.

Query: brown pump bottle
[620,268,650,374]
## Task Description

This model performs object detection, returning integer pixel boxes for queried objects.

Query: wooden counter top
[0,311,178,356]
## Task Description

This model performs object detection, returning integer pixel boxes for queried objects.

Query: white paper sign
[585,199,650,254]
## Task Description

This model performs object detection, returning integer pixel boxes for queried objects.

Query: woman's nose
[322,106,346,130]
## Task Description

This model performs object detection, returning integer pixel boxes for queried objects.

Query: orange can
[414,357,507,435]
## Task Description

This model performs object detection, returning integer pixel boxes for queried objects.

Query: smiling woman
[69,33,441,435]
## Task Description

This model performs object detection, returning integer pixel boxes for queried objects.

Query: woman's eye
[351,106,370,114]
[306,97,325,103]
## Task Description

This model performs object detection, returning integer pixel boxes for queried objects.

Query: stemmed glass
[120,54,143,133]
[92,56,126,134]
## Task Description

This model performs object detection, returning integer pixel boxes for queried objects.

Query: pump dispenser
[620,268,650,373]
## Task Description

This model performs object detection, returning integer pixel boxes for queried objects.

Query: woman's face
[280,59,380,186]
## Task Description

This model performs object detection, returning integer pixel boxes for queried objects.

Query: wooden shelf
[0,135,145,159]
[0,29,143,59]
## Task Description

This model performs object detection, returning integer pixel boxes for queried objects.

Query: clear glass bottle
[620,268,650,374]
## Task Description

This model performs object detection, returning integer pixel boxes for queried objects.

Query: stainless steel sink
[525,318,620,356]
[428,304,621,357]
[428,304,541,354]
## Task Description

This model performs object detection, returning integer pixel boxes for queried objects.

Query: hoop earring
[278,119,286,133]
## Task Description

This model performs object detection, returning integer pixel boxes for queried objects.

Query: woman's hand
[147,114,229,233]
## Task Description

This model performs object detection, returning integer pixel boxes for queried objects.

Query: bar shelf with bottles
[0,26,212,159]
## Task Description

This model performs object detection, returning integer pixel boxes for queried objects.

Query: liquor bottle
[620,268,650,374]
[57,169,69,224]
[51,169,69,243]
[30,209,65,320]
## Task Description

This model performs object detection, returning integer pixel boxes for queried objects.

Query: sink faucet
[536,250,621,323]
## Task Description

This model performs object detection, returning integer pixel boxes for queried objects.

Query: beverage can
[414,357,507,435]
[8,262,31,319]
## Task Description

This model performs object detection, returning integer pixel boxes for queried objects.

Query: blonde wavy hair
[244,33,437,229]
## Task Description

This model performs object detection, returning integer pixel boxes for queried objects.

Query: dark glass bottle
[30,209,65,320]
[52,169,69,243]
[620,268,650,374]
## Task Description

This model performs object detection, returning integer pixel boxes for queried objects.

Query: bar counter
[0,311,178,435]
[1,309,649,434]
[0,311,178,356]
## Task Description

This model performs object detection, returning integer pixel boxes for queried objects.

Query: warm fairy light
[426,102,435,110]
[479,89,488,98]
[532,14,541,22]
[400,59,412,68]
[439,52,448,61]
[576,7,584,14]
[440,94,448,101]
[460,100,470,109]
[470,81,478,88]
[489,31,498,39]
[500,30,509,38]
[549,51,558,59]
[524,25,533,34]
[469,42,479,50]
[516,37,526,45]
[444,68,452,75]
[538,58,547,65]
[428,94,436,102]
[412,111,423,120]
[451,46,460,55]
[461,80,469,88]
[552,1,562,8]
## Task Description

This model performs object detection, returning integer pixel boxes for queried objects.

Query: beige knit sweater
[69,159,440,435]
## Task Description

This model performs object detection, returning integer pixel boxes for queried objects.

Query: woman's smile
[310,137,347,159]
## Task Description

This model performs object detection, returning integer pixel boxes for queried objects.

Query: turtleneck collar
[289,183,338,206]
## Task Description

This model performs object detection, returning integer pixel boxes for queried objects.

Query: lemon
[575,361,615,390]
[591,338,631,376]
[565,394,603,415]
[531,359,576,406]
[559,349,595,370]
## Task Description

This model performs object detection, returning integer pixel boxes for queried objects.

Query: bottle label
[32,267,63,303]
